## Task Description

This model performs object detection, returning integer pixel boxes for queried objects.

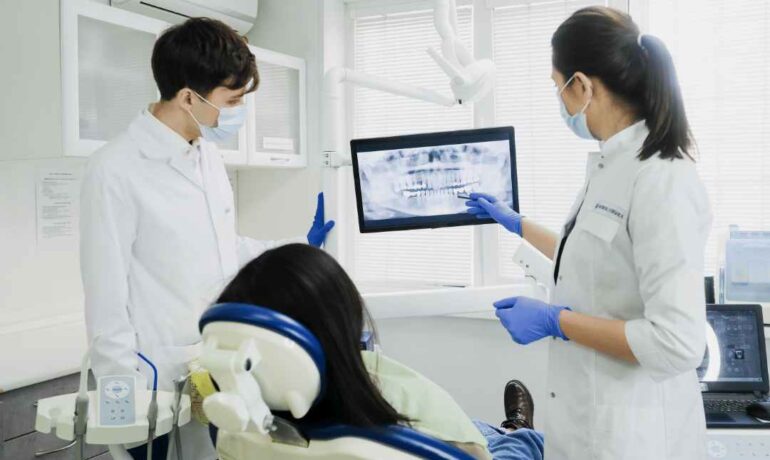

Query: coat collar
[128,108,204,190]
[586,120,648,172]
[599,120,648,160]
[128,108,195,160]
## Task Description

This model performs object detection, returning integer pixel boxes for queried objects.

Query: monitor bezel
[350,126,519,234]
[701,304,769,394]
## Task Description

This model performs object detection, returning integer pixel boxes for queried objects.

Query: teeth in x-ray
[399,171,480,195]
[400,179,480,198]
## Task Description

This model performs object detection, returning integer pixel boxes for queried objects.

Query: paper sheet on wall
[36,166,83,249]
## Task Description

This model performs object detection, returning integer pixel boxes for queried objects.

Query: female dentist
[467,7,711,460]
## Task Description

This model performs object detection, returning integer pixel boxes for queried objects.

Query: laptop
[700,304,770,428]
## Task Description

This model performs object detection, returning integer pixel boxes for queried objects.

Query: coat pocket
[577,210,621,243]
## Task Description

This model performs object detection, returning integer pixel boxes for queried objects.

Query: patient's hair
[216,243,410,427]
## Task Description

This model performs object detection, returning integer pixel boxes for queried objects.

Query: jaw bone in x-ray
[358,140,512,220]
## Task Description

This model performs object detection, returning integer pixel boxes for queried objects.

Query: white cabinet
[239,46,307,169]
[60,1,306,170]
[61,0,168,157]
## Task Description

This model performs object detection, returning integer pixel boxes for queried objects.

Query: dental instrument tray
[351,126,518,233]
[35,389,191,445]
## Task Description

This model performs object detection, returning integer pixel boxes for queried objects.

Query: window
[350,6,476,287]
[491,0,608,277]
[641,0,770,275]
[349,0,770,287]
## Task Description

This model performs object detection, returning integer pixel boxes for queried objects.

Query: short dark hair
[151,17,258,101]
[216,244,411,428]
[552,7,692,161]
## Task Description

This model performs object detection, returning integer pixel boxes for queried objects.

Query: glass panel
[78,15,157,141]
[250,62,299,154]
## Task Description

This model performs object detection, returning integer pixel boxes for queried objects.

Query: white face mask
[187,91,247,143]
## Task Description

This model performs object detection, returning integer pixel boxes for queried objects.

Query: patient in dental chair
[202,243,545,460]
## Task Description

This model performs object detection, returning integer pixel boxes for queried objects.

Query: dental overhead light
[430,0,496,105]
[322,0,497,167]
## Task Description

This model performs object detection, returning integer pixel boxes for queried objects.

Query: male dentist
[79,18,334,459]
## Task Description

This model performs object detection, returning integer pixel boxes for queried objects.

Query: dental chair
[198,303,475,460]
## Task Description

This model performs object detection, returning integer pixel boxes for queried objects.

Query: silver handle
[35,439,77,457]
[270,157,291,163]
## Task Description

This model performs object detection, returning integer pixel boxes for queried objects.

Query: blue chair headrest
[199,303,327,386]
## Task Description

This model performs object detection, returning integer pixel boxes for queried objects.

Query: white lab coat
[544,121,712,460]
[80,109,299,459]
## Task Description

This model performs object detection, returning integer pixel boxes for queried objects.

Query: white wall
[376,316,550,427]
[0,0,90,390]
[0,0,64,161]
[237,0,325,240]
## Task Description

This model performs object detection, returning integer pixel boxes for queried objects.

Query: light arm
[338,68,456,107]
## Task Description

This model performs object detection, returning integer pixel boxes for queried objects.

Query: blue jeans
[473,420,544,460]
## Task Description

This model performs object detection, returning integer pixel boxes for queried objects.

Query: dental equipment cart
[33,351,192,460]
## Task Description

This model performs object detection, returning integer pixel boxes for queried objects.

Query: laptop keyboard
[704,399,754,413]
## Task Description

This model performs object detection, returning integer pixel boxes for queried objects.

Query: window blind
[492,1,606,277]
[645,0,770,275]
[351,7,476,286]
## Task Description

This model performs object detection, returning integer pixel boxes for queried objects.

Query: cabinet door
[61,0,169,157]
[246,46,307,168]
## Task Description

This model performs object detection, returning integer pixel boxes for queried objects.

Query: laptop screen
[698,305,769,393]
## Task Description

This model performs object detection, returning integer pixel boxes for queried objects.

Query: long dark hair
[552,6,692,161]
[215,243,410,427]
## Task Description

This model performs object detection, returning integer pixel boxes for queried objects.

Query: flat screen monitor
[351,127,518,233]
[698,304,769,393]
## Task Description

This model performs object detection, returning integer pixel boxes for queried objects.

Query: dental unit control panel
[34,349,192,460]
[98,375,137,426]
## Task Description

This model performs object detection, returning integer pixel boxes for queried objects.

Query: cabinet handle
[270,157,291,163]
[35,439,77,457]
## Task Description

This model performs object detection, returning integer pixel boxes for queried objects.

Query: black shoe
[500,380,534,431]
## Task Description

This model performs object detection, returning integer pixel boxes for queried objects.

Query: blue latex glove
[493,296,571,345]
[465,192,522,236]
[307,192,335,248]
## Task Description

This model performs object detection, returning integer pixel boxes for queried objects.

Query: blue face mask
[557,75,594,140]
[189,91,247,143]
